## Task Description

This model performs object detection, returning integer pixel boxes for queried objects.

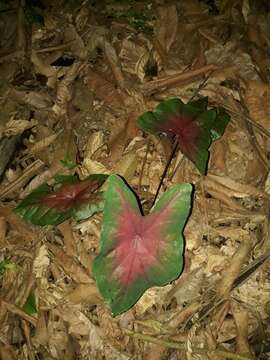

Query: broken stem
[152,139,178,207]
[123,329,253,360]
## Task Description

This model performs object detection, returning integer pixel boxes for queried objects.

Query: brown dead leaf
[109,118,138,162]
[207,174,270,200]
[231,302,254,359]
[57,220,77,257]
[64,24,87,60]
[209,139,227,173]
[0,204,40,244]
[135,285,172,315]
[156,5,178,54]
[0,216,7,245]
[25,131,60,158]
[83,131,106,159]
[10,88,52,109]
[79,159,109,178]
[247,16,270,83]
[103,40,126,89]
[244,80,270,151]
[31,50,57,88]
[120,37,162,82]
[216,236,253,298]
[113,152,138,181]
[119,38,150,81]
[57,304,104,352]
[48,243,92,284]
[167,302,201,329]
[21,127,77,197]
[33,244,50,280]
[52,62,85,116]
[209,300,230,340]
[3,118,37,136]
[85,66,123,108]
[0,345,17,360]
[65,283,101,305]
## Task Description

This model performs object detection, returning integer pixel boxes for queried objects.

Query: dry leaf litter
[0,0,270,359]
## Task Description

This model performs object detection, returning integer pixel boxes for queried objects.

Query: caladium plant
[93,175,192,316]
[15,174,108,225]
[137,97,230,174]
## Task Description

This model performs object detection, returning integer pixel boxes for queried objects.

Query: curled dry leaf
[64,24,87,60]
[119,38,162,82]
[10,88,53,109]
[25,131,60,157]
[231,302,253,359]
[33,244,50,279]
[31,50,57,88]
[216,238,252,298]
[4,118,37,137]
[48,243,92,284]
[113,152,138,182]
[52,62,85,116]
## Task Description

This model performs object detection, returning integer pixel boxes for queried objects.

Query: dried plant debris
[0,0,270,359]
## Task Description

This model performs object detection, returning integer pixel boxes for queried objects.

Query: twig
[152,139,178,207]
[141,64,219,96]
[22,320,35,360]
[1,299,37,327]
[0,159,44,199]
[192,250,270,325]
[123,329,252,360]
[188,71,214,103]
[35,41,75,53]
[229,108,270,139]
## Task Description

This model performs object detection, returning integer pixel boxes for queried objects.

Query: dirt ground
[0,0,270,359]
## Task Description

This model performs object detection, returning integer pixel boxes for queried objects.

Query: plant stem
[152,139,178,207]
[123,329,253,360]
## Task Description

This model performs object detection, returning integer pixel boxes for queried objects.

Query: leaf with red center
[15,174,108,225]
[137,97,230,174]
[93,175,192,315]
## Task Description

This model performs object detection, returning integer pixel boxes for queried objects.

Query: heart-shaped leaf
[15,174,108,225]
[93,175,192,315]
[137,97,230,174]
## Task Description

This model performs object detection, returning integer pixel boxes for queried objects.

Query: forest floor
[0,0,270,359]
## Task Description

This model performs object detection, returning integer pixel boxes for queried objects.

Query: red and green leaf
[93,175,192,315]
[15,174,108,225]
[137,97,230,174]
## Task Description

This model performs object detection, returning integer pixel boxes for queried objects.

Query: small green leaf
[60,158,77,170]
[23,290,37,315]
[0,260,16,276]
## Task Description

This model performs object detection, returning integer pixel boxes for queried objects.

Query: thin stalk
[123,329,253,360]
[152,139,178,207]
